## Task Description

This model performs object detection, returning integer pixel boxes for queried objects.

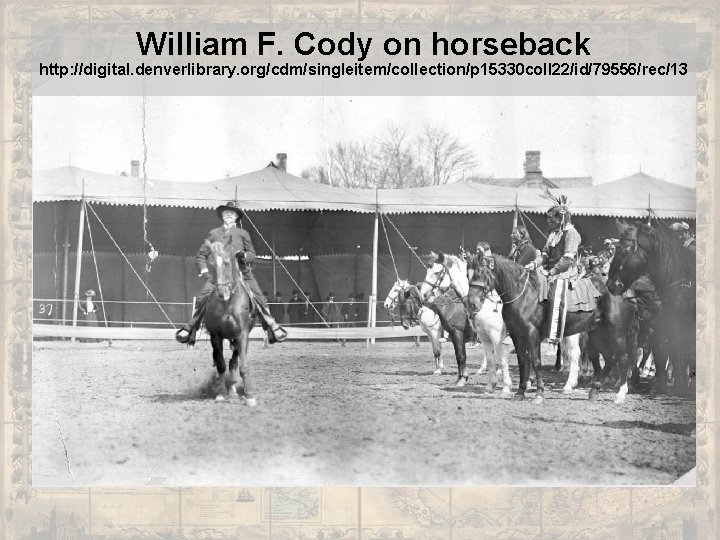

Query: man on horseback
[670,221,696,252]
[508,226,542,268]
[175,202,288,345]
[539,194,601,343]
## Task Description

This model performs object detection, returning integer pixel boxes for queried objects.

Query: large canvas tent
[33,163,695,333]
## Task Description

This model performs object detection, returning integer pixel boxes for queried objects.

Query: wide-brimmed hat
[216,201,244,221]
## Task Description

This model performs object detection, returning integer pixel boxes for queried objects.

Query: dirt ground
[32,338,695,487]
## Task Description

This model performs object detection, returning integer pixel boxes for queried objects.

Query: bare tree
[303,123,477,189]
[301,166,330,185]
[372,123,417,188]
[415,124,476,186]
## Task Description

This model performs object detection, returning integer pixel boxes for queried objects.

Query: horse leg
[211,334,229,402]
[561,334,581,394]
[554,343,563,371]
[429,326,443,375]
[649,335,669,397]
[226,339,240,399]
[513,335,529,400]
[450,328,469,387]
[530,329,545,404]
[237,329,255,407]
[500,346,512,397]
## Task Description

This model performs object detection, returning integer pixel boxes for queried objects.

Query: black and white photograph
[30,95,696,487]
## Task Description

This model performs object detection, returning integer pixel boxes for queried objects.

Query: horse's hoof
[532,395,544,405]
[562,386,575,395]
[215,395,226,402]
[485,383,496,394]
[244,397,257,407]
[501,389,512,398]
[433,369,442,375]
[588,390,599,401]
[455,378,466,388]
[513,393,526,401]
[613,396,626,405]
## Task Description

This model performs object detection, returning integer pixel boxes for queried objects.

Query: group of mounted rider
[394,191,696,403]
[174,196,695,405]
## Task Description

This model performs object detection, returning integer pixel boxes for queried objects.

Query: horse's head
[206,238,237,301]
[607,220,649,295]
[468,254,497,304]
[398,285,422,329]
[420,252,469,301]
[420,252,450,301]
[384,279,409,311]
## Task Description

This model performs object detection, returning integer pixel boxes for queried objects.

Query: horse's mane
[488,255,538,296]
[401,284,423,318]
[639,224,695,286]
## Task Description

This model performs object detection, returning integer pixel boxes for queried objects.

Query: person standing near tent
[78,289,101,342]
[175,201,287,346]
[287,289,304,325]
[321,292,342,327]
[270,291,286,324]
[508,226,542,268]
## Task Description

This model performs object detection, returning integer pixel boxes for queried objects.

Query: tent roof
[33,164,374,212]
[355,172,694,218]
[34,166,694,219]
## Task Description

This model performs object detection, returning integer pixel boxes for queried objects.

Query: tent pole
[61,207,70,326]
[272,223,277,295]
[70,193,87,342]
[369,195,379,345]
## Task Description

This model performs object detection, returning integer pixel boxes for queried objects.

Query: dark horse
[204,238,258,405]
[608,220,695,396]
[418,253,475,387]
[472,255,638,403]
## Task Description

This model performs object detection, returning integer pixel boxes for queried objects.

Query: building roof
[469,176,594,189]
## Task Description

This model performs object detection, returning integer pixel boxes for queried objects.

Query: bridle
[608,234,643,293]
[385,280,408,311]
[212,248,239,300]
[423,263,449,296]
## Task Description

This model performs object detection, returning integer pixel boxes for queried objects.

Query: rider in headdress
[540,193,581,280]
[175,202,288,345]
[670,221,696,252]
[539,191,600,342]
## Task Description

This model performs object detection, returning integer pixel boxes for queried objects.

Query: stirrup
[267,326,287,344]
[175,326,196,345]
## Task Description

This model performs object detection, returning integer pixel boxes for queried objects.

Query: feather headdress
[540,188,570,215]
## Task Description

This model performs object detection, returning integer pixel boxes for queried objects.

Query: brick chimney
[276,153,287,172]
[523,151,543,188]
[130,160,140,177]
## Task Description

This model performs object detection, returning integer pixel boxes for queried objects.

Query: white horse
[384,279,447,375]
[419,253,511,395]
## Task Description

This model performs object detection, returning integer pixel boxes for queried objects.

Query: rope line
[383,214,426,268]
[240,211,339,333]
[86,202,176,327]
[519,209,548,240]
[84,203,109,327]
[380,214,400,282]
